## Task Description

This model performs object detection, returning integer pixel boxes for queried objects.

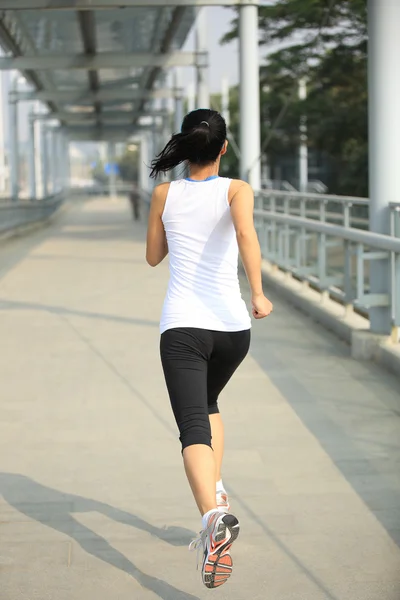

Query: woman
[146,109,273,589]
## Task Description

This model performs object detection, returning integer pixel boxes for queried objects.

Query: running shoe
[189,510,240,589]
[216,490,231,512]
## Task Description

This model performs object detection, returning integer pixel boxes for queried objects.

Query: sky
[182,7,239,94]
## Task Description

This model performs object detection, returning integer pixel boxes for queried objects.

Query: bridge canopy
[0,3,197,140]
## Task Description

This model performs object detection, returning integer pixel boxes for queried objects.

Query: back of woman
[161,176,251,333]
[146,108,273,591]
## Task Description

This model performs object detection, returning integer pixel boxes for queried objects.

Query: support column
[196,8,209,109]
[187,81,195,114]
[221,76,230,128]
[0,72,6,195]
[298,78,308,193]
[174,69,184,180]
[239,1,261,190]
[9,83,19,201]
[48,127,56,195]
[107,141,117,200]
[28,109,36,200]
[62,134,70,190]
[40,123,49,198]
[367,0,400,334]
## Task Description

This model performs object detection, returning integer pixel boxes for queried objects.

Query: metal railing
[255,190,400,338]
[0,193,64,235]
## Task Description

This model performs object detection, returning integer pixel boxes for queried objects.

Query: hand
[252,293,273,319]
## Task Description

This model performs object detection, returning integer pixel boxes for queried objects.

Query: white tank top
[160,176,251,334]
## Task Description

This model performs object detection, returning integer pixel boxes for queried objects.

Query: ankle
[216,479,225,492]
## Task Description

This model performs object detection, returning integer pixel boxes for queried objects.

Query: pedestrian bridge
[1,1,400,597]
[0,195,399,599]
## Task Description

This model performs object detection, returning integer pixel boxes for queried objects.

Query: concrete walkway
[0,197,400,600]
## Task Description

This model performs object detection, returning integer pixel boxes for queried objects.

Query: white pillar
[40,123,49,198]
[62,134,70,190]
[9,82,19,201]
[298,78,308,193]
[221,76,230,128]
[174,69,184,180]
[196,8,209,109]
[239,2,261,190]
[0,72,6,195]
[139,134,148,192]
[367,0,400,334]
[48,128,56,194]
[107,141,117,200]
[28,109,36,200]
[187,80,195,114]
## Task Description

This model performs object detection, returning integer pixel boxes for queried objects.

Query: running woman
[146,109,273,589]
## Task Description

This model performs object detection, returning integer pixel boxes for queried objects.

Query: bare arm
[230,181,273,319]
[146,183,169,267]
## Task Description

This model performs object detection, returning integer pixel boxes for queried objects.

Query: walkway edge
[0,202,68,244]
[258,259,400,381]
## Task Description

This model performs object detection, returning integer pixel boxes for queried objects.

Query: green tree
[117,146,139,183]
[223,0,368,195]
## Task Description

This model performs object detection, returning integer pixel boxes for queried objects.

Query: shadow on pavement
[0,473,199,600]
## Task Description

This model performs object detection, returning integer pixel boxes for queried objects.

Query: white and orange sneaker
[189,510,240,589]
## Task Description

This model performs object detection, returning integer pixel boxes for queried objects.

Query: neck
[188,161,219,181]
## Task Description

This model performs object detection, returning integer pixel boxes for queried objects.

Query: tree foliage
[223,0,368,195]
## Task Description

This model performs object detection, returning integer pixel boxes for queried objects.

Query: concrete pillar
[221,76,230,128]
[196,8,209,109]
[187,81,195,114]
[28,109,36,200]
[9,80,19,201]
[239,2,261,190]
[107,141,117,200]
[174,69,184,180]
[367,0,400,333]
[0,72,6,195]
[62,133,70,190]
[298,78,308,193]
[40,123,49,198]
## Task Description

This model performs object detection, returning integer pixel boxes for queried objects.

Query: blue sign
[104,163,119,175]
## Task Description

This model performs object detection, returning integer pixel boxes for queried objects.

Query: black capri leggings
[160,327,250,451]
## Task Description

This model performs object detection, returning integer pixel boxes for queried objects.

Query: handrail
[253,206,400,336]
[254,210,400,253]
[259,189,369,205]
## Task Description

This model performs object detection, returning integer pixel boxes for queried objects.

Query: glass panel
[18,10,83,55]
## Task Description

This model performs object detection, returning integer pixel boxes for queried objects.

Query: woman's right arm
[230,181,273,319]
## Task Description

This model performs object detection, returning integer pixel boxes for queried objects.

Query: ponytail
[150,109,227,179]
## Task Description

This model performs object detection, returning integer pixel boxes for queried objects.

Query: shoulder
[151,182,171,212]
[228,179,253,203]
[152,182,171,198]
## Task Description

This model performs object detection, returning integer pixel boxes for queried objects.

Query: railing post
[300,197,307,269]
[270,195,277,261]
[317,201,327,285]
[343,202,353,309]
[28,109,37,201]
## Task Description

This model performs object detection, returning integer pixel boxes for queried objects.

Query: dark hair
[150,109,227,179]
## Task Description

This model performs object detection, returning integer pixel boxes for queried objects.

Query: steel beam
[11,88,174,103]
[0,0,258,8]
[78,11,101,118]
[0,52,200,71]
[137,6,188,117]
[30,109,167,125]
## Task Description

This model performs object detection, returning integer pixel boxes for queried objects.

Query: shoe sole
[202,514,240,589]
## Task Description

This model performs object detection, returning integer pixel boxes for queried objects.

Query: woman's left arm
[146,183,169,267]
